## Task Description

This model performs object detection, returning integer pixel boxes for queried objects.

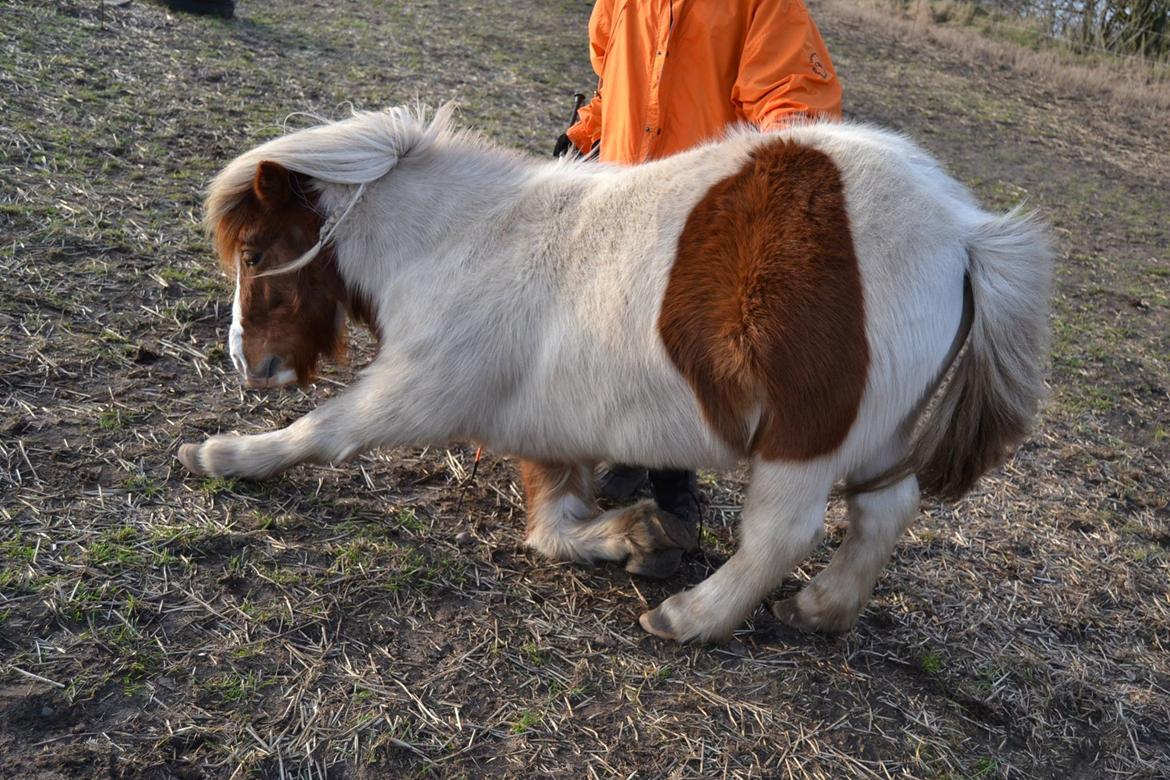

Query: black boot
[596,463,649,503]
[166,0,236,19]
[649,469,702,529]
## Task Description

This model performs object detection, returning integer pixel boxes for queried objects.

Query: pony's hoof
[639,606,678,640]
[771,596,857,634]
[625,547,683,579]
[177,443,204,476]
[771,597,815,631]
[622,500,692,554]
[617,501,697,578]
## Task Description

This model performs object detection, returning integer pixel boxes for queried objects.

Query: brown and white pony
[178,106,1052,642]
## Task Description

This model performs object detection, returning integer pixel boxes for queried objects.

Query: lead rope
[256,182,368,278]
[455,446,483,514]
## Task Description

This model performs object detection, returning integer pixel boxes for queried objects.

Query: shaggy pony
[179,106,1051,642]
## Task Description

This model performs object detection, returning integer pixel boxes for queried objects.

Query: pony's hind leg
[772,438,920,633]
[521,460,697,578]
[640,458,835,642]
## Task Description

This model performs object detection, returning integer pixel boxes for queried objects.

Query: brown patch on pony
[210,161,380,385]
[658,140,869,461]
[519,460,592,536]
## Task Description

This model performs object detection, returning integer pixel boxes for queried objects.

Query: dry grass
[1,0,1169,777]
[826,0,1170,112]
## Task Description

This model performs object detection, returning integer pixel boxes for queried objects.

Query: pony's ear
[253,160,292,209]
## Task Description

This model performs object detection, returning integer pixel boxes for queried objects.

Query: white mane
[204,103,460,235]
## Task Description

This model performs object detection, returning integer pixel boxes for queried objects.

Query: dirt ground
[1,1,1168,777]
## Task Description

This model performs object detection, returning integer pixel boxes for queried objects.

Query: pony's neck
[342,278,381,341]
[326,139,534,307]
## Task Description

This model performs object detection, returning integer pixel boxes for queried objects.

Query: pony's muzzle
[245,354,295,389]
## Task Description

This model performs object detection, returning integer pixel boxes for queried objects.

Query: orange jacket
[567,0,842,164]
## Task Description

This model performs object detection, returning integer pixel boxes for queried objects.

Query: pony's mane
[204,103,461,238]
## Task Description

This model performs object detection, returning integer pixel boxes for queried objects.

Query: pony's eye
[242,250,263,267]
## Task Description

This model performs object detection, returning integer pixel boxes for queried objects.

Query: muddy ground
[1,0,1168,777]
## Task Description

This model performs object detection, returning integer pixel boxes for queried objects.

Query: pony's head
[209,160,353,388]
[202,105,461,387]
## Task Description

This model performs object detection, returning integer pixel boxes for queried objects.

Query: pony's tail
[908,207,1053,501]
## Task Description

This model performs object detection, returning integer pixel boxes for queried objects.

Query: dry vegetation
[834,0,1170,109]
[1,0,1168,778]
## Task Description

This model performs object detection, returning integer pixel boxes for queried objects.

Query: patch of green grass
[382,548,428,589]
[86,525,142,568]
[230,643,268,661]
[252,511,277,530]
[98,408,127,430]
[66,667,116,703]
[331,539,384,574]
[1058,383,1114,417]
[0,534,38,564]
[124,474,164,500]
[0,566,50,594]
[225,552,249,576]
[1123,543,1165,563]
[921,652,944,675]
[257,563,305,586]
[698,525,731,554]
[147,521,217,552]
[236,597,283,624]
[970,756,1000,778]
[56,582,112,623]
[511,709,542,734]
[156,264,222,294]
[204,670,272,704]
[521,640,547,668]
[118,641,162,697]
[393,507,427,533]
[201,476,239,495]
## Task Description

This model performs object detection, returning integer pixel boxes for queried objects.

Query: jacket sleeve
[732,0,843,129]
[566,0,613,154]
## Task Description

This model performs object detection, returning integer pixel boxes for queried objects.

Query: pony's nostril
[245,355,294,389]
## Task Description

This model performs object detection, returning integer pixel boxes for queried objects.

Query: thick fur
[910,209,1052,500]
[659,140,869,460]
[185,108,1052,642]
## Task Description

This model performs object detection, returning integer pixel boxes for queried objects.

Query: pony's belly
[482,396,740,469]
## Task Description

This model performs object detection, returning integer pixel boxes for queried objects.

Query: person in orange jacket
[564,0,842,163]
[561,0,843,529]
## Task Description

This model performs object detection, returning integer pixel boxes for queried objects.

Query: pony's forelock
[204,103,460,266]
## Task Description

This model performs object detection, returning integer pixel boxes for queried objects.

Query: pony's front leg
[177,377,400,479]
[521,461,698,578]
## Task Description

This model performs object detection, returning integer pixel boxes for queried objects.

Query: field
[1,1,1168,777]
